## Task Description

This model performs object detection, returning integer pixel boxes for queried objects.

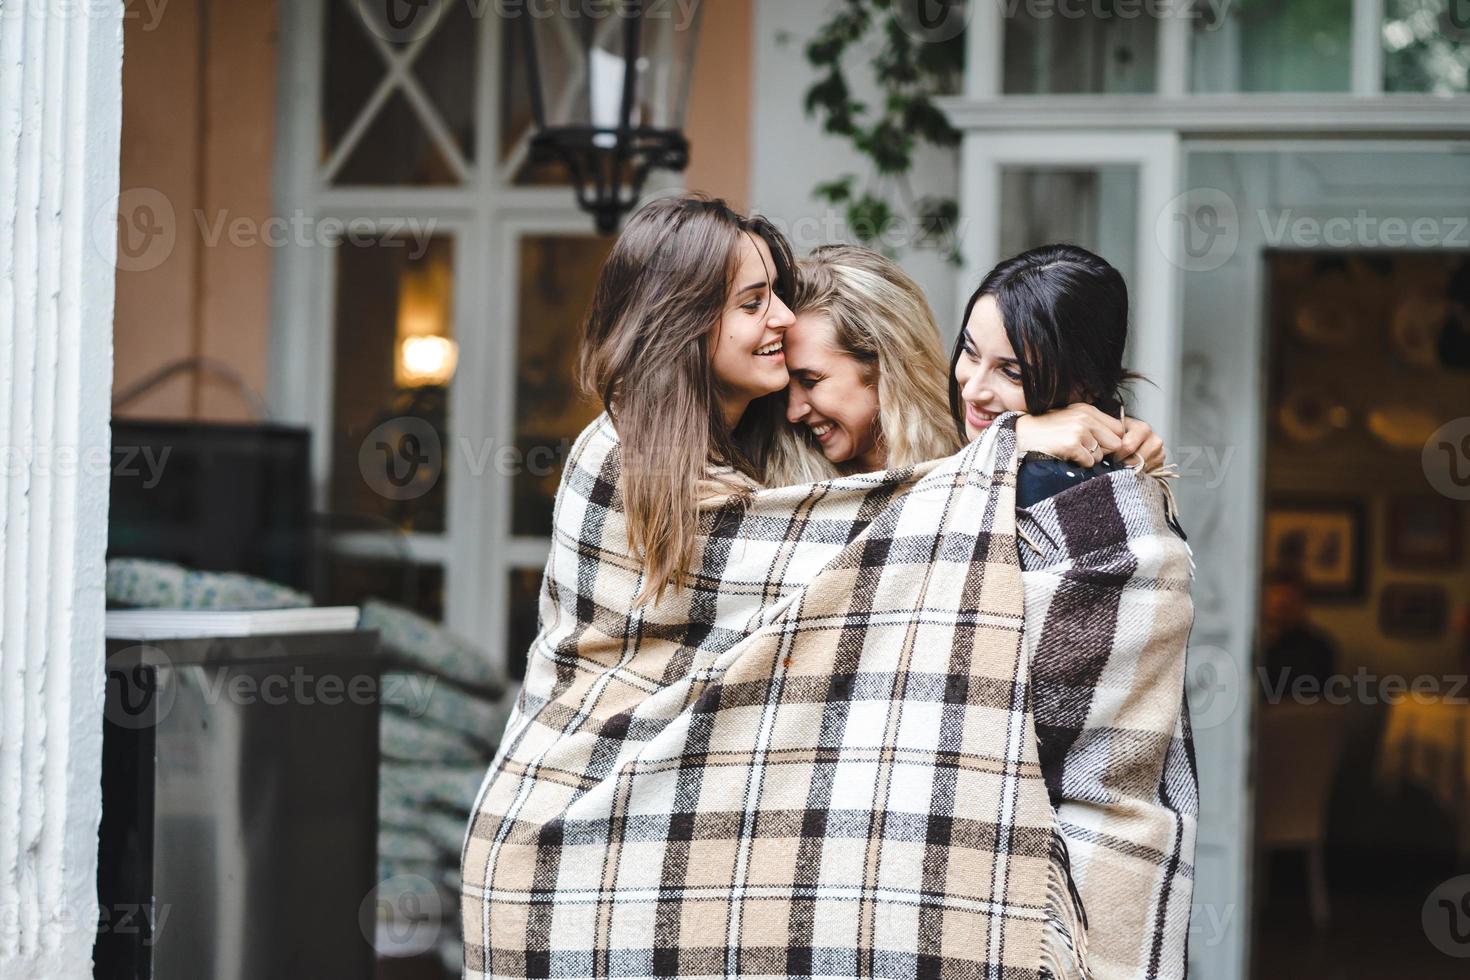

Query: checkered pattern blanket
[462,410,1195,979]
[1018,467,1198,980]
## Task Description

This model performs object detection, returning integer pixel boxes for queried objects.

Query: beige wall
[114,0,278,421]
[683,0,753,210]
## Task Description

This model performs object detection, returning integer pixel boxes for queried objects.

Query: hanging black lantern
[519,0,704,234]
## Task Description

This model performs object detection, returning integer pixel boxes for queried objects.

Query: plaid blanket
[1018,468,1198,979]
[462,411,1194,979]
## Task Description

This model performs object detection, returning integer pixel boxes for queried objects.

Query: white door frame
[949,0,1470,971]
[955,128,1470,980]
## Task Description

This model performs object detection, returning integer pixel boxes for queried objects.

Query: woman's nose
[961,371,989,403]
[769,294,796,329]
[786,389,810,423]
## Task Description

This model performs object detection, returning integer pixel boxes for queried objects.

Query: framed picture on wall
[1379,584,1449,639]
[1263,499,1367,599]
[1386,496,1462,569]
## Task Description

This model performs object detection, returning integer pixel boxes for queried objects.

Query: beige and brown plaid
[1018,465,1198,979]
[462,410,1194,979]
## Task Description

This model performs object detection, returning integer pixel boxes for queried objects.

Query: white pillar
[0,1,121,977]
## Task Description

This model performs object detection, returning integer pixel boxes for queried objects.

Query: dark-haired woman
[952,243,1168,509]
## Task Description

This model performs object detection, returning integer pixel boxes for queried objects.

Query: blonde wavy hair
[767,246,961,485]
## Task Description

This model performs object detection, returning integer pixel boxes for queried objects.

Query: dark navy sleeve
[1015,455,1118,508]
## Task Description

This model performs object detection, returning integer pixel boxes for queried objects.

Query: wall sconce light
[397,335,458,388]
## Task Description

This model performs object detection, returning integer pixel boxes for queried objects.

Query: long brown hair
[767,245,960,484]
[579,195,795,605]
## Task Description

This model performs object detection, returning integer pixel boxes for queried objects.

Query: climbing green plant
[799,0,967,264]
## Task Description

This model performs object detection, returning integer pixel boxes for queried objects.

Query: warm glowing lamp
[394,247,456,388]
[397,335,458,388]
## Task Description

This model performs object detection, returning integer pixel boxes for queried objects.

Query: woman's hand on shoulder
[1117,416,1167,471]
[1014,404,1126,468]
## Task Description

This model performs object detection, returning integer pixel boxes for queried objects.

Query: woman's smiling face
[709,234,795,421]
[953,294,1028,439]
[783,312,882,469]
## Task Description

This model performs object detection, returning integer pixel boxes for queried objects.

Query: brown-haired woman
[578,195,797,604]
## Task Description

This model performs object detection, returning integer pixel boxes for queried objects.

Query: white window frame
[964,0,1458,104]
[269,0,606,680]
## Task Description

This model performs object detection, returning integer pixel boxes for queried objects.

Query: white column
[0,1,122,977]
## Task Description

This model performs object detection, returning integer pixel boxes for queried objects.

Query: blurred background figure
[1260,568,1340,692]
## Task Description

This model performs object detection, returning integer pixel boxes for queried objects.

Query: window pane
[1003,6,1157,94]
[323,0,472,184]
[999,166,1139,291]
[414,0,478,159]
[511,236,612,537]
[330,235,457,534]
[322,0,384,158]
[1193,0,1352,93]
[1384,0,1470,93]
[323,554,446,623]
[334,90,460,186]
[506,568,543,681]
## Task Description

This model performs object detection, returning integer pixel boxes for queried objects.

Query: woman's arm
[1017,404,1167,470]
[1018,468,1198,980]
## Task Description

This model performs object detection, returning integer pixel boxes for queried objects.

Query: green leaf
[803,71,850,117]
[800,0,967,262]
[903,99,961,147]
[857,120,914,174]
[814,176,857,204]
[848,194,895,243]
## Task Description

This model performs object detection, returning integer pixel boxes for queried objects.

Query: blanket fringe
[1119,405,1187,537]
[1015,515,1057,556]
[1040,827,1094,980]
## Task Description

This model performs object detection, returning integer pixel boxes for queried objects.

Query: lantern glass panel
[520,1,703,135]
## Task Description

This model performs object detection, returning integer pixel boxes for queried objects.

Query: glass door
[959,129,1261,980]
